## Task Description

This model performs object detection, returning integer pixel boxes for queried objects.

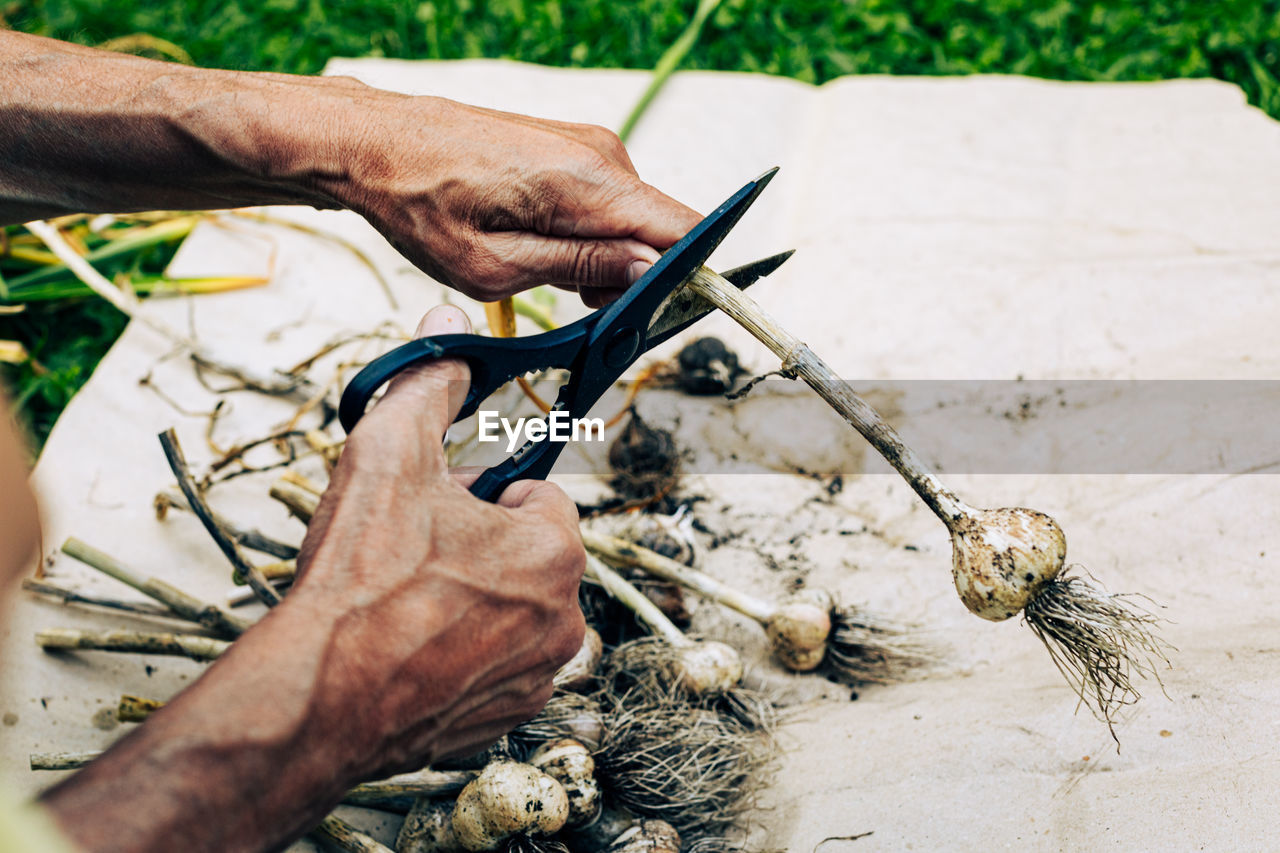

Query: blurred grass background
[3,0,1279,451]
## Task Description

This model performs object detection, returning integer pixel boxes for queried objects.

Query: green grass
[3,0,1279,451]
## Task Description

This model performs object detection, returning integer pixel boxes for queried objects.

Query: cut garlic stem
[582,529,774,624]
[686,266,968,524]
[584,553,690,647]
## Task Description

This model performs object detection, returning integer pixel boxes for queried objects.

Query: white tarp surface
[3,59,1279,851]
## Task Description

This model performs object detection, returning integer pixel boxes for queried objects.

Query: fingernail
[415,304,472,337]
[626,260,651,287]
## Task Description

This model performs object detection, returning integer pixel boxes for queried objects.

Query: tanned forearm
[0,30,703,303]
[0,30,369,223]
[39,601,356,853]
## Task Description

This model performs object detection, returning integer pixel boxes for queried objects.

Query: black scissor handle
[466,410,572,502]
[338,323,590,434]
[339,168,781,502]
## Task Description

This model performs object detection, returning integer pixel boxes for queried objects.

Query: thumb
[368,304,473,445]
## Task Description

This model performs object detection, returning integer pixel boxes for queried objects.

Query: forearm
[38,602,360,853]
[0,31,370,224]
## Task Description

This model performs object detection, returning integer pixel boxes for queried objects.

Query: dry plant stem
[21,578,179,621]
[160,428,281,607]
[270,480,320,524]
[281,469,326,496]
[686,267,966,523]
[30,751,99,771]
[305,429,344,471]
[225,561,296,607]
[117,694,165,723]
[25,219,303,395]
[227,210,398,311]
[581,530,773,623]
[310,814,395,853]
[485,298,553,412]
[60,537,250,637]
[157,489,300,560]
[584,554,689,647]
[37,627,229,661]
[30,745,473,813]
[342,769,477,807]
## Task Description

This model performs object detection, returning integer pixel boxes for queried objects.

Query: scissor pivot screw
[604,327,640,368]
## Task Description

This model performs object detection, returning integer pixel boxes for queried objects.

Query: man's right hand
[41,304,587,853]
[286,302,588,775]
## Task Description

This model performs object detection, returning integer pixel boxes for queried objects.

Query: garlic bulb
[398,798,461,853]
[554,625,603,692]
[608,818,682,852]
[950,507,1066,621]
[765,587,834,671]
[565,805,636,851]
[451,761,569,851]
[674,640,744,694]
[528,738,601,828]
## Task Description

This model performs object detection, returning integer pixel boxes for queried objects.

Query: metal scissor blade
[644,249,794,348]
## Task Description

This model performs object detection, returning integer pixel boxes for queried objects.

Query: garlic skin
[674,640,744,694]
[528,738,601,828]
[950,507,1066,621]
[554,625,604,692]
[608,818,682,852]
[559,704,607,751]
[566,805,636,851]
[765,588,834,672]
[398,798,461,853]
[451,761,569,851]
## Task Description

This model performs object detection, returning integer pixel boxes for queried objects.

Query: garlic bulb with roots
[594,693,774,839]
[581,530,926,685]
[683,263,1172,733]
[764,588,833,672]
[583,553,744,696]
[451,761,569,851]
[686,263,1172,732]
[510,693,606,753]
[670,640,744,694]
[949,506,1066,621]
[528,738,601,828]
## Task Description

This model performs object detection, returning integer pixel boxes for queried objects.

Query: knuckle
[549,610,587,669]
[564,241,609,286]
[542,521,586,576]
[520,679,557,719]
[449,238,507,299]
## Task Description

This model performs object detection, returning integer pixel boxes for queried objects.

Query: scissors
[339,167,791,502]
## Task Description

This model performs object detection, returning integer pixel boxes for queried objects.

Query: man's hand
[0,31,702,306]
[40,305,587,853]
[333,98,702,306]
[288,303,587,774]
